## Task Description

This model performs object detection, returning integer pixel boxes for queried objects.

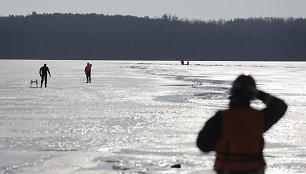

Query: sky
[1,0,306,21]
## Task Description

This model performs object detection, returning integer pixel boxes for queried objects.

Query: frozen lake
[0,60,305,174]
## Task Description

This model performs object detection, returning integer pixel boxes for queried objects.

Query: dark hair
[230,75,257,100]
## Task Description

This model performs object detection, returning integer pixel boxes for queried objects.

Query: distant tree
[0,13,305,60]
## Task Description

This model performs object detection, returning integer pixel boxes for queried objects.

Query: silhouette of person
[39,63,51,88]
[196,75,287,174]
[85,62,92,83]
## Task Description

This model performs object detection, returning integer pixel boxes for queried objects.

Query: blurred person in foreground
[197,74,287,174]
[39,63,51,88]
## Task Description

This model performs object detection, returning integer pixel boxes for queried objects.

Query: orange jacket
[214,108,266,171]
[85,65,92,72]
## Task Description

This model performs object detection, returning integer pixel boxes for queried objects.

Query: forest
[0,13,305,60]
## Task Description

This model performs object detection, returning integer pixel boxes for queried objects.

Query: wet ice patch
[155,91,228,103]
[154,93,191,103]
[194,92,228,100]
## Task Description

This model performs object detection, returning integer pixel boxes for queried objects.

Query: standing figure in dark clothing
[197,75,287,174]
[85,62,92,83]
[39,64,51,88]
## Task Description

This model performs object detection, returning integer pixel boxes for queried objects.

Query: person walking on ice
[39,63,51,88]
[85,62,92,83]
[197,74,287,174]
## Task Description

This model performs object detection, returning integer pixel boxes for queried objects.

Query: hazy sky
[1,0,306,20]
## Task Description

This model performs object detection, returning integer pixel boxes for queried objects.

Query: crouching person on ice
[196,75,287,174]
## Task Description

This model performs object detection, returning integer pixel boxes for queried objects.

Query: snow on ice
[0,60,305,173]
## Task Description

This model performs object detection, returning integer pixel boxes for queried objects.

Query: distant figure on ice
[196,75,287,174]
[39,63,51,88]
[85,62,92,83]
[180,60,184,65]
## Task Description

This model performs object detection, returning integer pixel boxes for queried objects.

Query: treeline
[0,13,306,60]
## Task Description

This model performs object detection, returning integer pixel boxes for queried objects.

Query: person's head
[87,62,90,65]
[230,74,257,101]
[44,63,47,67]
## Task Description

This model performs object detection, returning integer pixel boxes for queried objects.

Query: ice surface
[0,60,305,173]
